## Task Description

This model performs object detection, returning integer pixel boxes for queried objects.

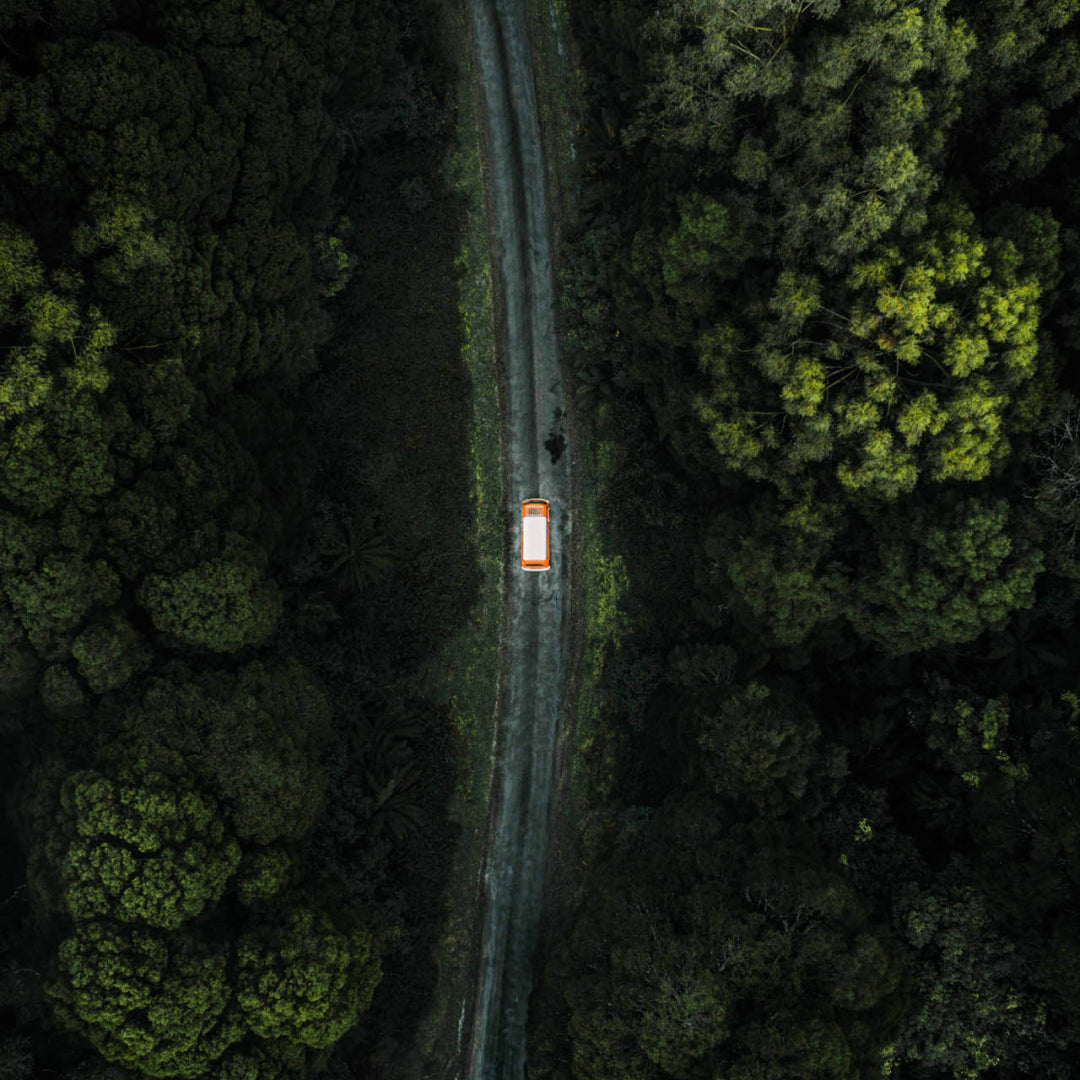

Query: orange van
[521,499,551,572]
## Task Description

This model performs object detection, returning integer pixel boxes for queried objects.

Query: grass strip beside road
[437,18,504,795]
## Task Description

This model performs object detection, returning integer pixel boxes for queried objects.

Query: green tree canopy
[1029,402,1080,579]
[0,2,350,389]
[909,684,1030,791]
[57,763,241,930]
[40,662,88,719]
[234,848,295,906]
[557,794,903,1080]
[0,602,38,703]
[711,490,1042,651]
[137,540,282,653]
[48,920,245,1079]
[212,1038,308,1080]
[0,223,120,514]
[721,494,848,646]
[236,906,382,1049]
[886,885,1048,1080]
[0,507,121,657]
[693,198,1052,502]
[697,680,832,812]
[846,497,1043,654]
[614,931,733,1078]
[95,658,332,846]
[630,0,975,269]
[71,613,150,694]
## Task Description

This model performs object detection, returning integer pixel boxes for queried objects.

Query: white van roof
[523,515,547,561]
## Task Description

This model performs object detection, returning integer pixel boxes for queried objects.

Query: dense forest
[6,1,1080,1079]
[0,1,468,1077]
[527,1,1080,1079]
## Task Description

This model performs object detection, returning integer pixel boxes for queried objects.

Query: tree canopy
[538,0,1080,1077]
[693,197,1051,501]
[236,906,382,1049]
[49,921,245,1079]
[0,0,467,1076]
[57,763,241,930]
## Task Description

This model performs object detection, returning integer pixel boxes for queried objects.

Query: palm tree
[346,706,423,770]
[977,606,1070,689]
[366,760,423,840]
[318,514,397,594]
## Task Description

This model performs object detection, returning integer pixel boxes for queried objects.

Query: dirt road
[463,0,571,1076]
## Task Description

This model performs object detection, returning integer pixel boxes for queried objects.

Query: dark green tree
[96,658,332,846]
[212,1038,308,1080]
[3,547,120,658]
[629,0,975,269]
[40,662,88,719]
[886,885,1050,1080]
[0,603,38,703]
[137,545,282,653]
[697,680,835,813]
[1029,401,1080,579]
[554,794,904,1080]
[234,848,295,907]
[71,613,150,694]
[721,495,847,646]
[847,497,1043,654]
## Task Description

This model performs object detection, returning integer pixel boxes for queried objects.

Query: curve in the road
[464,0,571,1077]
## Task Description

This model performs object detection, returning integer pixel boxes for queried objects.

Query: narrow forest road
[464,0,571,1077]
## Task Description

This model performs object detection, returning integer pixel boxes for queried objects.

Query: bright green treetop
[49,921,245,1079]
[58,764,241,930]
[236,906,382,1049]
[0,223,119,515]
[694,198,1050,503]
